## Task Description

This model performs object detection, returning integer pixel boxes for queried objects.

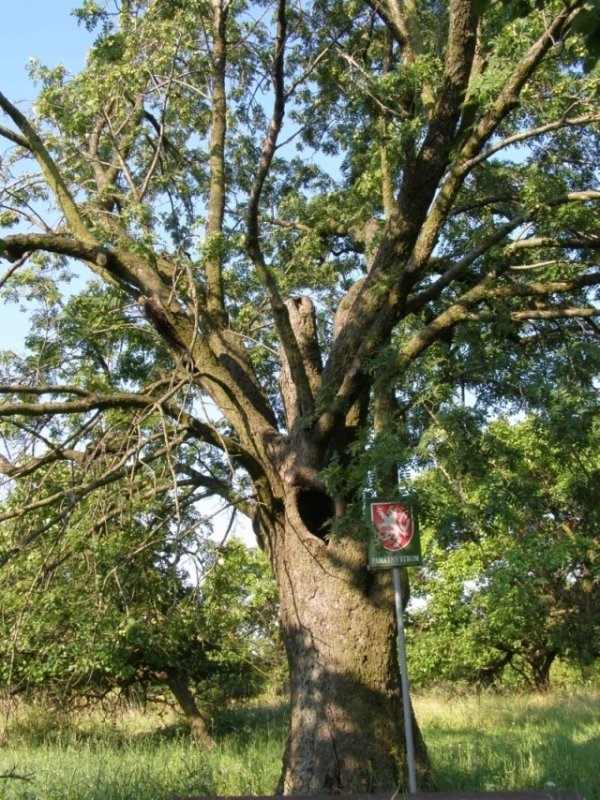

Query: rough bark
[270,493,432,794]
[165,668,213,745]
[279,296,323,430]
[523,645,559,692]
[252,291,434,795]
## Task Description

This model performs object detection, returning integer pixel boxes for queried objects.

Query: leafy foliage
[0,499,280,710]
[408,397,600,689]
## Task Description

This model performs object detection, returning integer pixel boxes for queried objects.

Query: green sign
[367,497,422,570]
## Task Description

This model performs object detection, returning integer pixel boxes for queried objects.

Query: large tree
[1,0,600,792]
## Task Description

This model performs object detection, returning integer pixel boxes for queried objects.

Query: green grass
[413,689,600,799]
[0,699,287,800]
[0,689,598,800]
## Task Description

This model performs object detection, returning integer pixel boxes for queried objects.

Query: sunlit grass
[0,689,598,799]
[413,688,600,799]
[0,698,287,800]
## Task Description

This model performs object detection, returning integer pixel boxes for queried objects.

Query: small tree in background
[0,470,280,742]
[408,395,600,690]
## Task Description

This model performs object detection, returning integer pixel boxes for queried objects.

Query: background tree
[1,0,600,792]
[0,460,280,742]
[408,387,600,690]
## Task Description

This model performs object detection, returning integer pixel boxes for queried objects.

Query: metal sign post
[393,566,417,794]
[367,497,421,795]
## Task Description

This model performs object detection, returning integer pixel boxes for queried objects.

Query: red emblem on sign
[371,503,414,551]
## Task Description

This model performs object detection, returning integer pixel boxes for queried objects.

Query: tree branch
[0,251,31,287]
[365,0,435,112]
[0,231,143,295]
[489,271,600,301]
[0,91,97,247]
[464,113,600,172]
[475,307,600,322]
[0,123,30,150]
[245,0,316,421]
[316,184,600,444]
[315,0,478,438]
[204,0,229,324]
[406,191,600,315]
[0,386,244,457]
[0,433,188,567]
[402,5,575,281]
[0,767,34,783]
[399,270,600,371]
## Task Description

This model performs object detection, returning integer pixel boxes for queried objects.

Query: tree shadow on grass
[209,698,289,745]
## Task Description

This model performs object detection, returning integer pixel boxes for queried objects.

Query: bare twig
[0,766,34,783]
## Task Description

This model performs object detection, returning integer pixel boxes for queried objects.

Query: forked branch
[245,0,315,420]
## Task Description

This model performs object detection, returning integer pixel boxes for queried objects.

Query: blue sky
[1,1,94,350]
[1,1,93,105]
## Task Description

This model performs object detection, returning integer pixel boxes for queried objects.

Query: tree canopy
[408,398,600,690]
[1,0,600,792]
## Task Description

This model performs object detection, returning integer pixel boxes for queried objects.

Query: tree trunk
[165,667,213,746]
[271,490,432,795]
[526,647,559,692]
[475,651,513,689]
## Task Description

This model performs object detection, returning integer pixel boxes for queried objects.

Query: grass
[0,689,598,800]
[413,688,600,799]
[0,699,288,800]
